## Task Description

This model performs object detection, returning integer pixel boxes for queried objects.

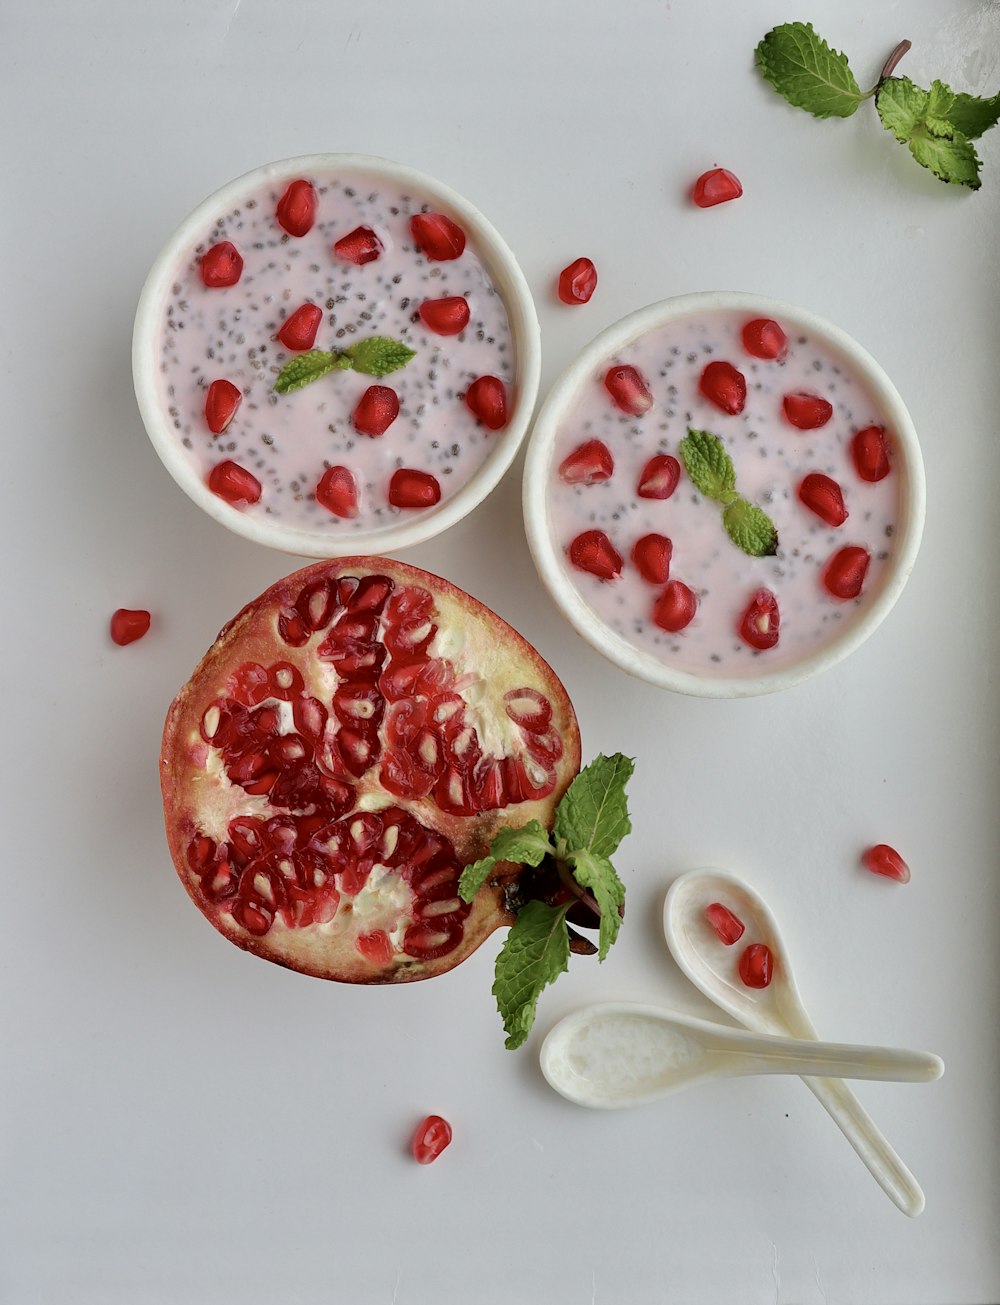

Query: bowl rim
[132,152,541,558]
[522,290,927,698]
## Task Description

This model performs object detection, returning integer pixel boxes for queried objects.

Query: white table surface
[3,2,998,1302]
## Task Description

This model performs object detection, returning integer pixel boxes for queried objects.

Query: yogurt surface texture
[542,307,905,679]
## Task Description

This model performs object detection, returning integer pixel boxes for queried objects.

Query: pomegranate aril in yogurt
[604,365,652,415]
[700,361,747,415]
[275,179,318,237]
[316,466,359,518]
[742,318,788,361]
[738,588,780,651]
[204,379,242,434]
[465,376,508,430]
[199,241,243,287]
[692,168,743,207]
[419,296,470,336]
[389,468,441,509]
[637,454,680,500]
[208,461,262,506]
[652,580,696,633]
[783,391,833,429]
[110,608,151,646]
[862,844,910,884]
[558,257,598,305]
[739,943,773,988]
[823,546,870,600]
[798,473,848,527]
[333,225,383,264]
[410,212,466,261]
[277,303,323,351]
[632,534,672,585]
[560,440,614,485]
[705,902,745,945]
[852,425,891,482]
[569,530,623,581]
[353,386,399,437]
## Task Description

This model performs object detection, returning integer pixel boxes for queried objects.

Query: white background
[2,1,998,1302]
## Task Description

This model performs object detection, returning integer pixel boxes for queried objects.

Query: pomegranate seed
[557,257,598,305]
[691,168,743,207]
[465,376,508,430]
[316,466,359,518]
[739,943,773,988]
[559,439,614,485]
[410,212,465,261]
[637,454,680,500]
[851,425,891,482]
[862,844,910,884]
[604,365,653,415]
[199,241,243,288]
[568,530,623,581]
[277,303,323,351]
[632,534,673,585]
[207,460,262,507]
[389,468,441,509]
[652,580,697,632]
[419,296,470,336]
[275,179,317,237]
[411,1114,453,1164]
[333,225,383,265]
[742,318,788,361]
[705,902,745,945]
[699,361,746,415]
[110,608,151,646]
[798,473,848,527]
[822,546,870,600]
[783,392,833,430]
[356,930,395,963]
[738,588,780,651]
[204,379,242,434]
[353,385,400,437]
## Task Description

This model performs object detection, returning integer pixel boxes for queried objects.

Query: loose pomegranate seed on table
[353,385,400,437]
[207,460,262,507]
[418,295,470,336]
[276,302,323,351]
[199,240,243,287]
[465,375,508,430]
[823,546,871,600]
[742,318,788,361]
[410,212,466,261]
[691,168,743,207]
[568,530,623,581]
[204,379,242,434]
[699,360,746,415]
[738,942,773,989]
[110,608,151,646]
[632,534,673,585]
[798,473,848,527]
[411,1115,453,1164]
[333,225,383,264]
[637,454,680,500]
[315,466,359,518]
[852,425,892,482]
[862,844,910,884]
[737,588,780,651]
[705,902,745,946]
[275,178,317,237]
[783,391,833,430]
[604,365,653,415]
[388,468,441,509]
[559,439,614,485]
[557,257,598,305]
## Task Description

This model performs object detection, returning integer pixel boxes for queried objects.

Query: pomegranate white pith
[161,557,580,983]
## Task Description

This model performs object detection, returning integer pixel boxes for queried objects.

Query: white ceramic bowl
[522,292,926,698]
[133,153,540,557]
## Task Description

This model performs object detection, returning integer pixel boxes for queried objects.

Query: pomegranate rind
[161,557,581,984]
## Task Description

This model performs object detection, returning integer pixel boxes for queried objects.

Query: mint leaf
[908,123,981,188]
[458,821,554,903]
[345,337,416,378]
[755,23,862,119]
[567,849,625,961]
[554,753,634,861]
[926,79,956,120]
[492,901,570,1050]
[876,76,930,142]
[679,429,737,503]
[723,498,779,557]
[945,89,1000,139]
[273,350,348,394]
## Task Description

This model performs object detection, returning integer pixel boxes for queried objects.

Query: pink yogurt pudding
[525,295,924,694]
[135,156,536,554]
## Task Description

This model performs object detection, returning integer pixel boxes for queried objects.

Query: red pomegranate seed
[652,580,697,632]
[742,318,788,361]
[568,530,623,581]
[637,454,680,500]
[798,473,848,527]
[419,296,470,336]
[275,179,317,237]
[316,466,359,518]
[604,365,653,415]
[783,392,833,430]
[410,212,466,261]
[559,440,614,485]
[199,241,243,288]
[862,844,910,884]
[738,588,780,651]
[739,943,773,988]
[411,1114,453,1164]
[823,546,870,600]
[389,468,441,509]
[632,534,673,585]
[692,168,743,207]
[699,361,747,415]
[465,376,508,430]
[851,425,891,482]
[207,460,262,506]
[333,225,383,265]
[557,257,598,305]
[705,902,745,946]
[277,302,323,351]
[204,379,242,434]
[110,608,151,646]
[353,385,400,437]
[356,930,395,963]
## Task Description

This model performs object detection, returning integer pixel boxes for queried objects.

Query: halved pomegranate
[160,558,581,985]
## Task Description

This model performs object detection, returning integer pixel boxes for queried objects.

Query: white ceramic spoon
[663,867,943,1217]
[540,1002,942,1109]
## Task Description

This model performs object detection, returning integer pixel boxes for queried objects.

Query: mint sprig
[756,25,999,189]
[460,753,634,1050]
[679,429,778,558]
[273,336,415,394]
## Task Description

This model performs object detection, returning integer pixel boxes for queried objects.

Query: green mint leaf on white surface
[273,349,348,394]
[493,901,570,1050]
[345,337,416,377]
[755,22,862,119]
[458,821,555,903]
[566,849,625,961]
[723,498,779,558]
[943,89,1000,139]
[876,76,930,142]
[553,753,634,860]
[678,430,737,504]
[908,123,982,189]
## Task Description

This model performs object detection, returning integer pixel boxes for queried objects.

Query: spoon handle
[730,1037,942,1083]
